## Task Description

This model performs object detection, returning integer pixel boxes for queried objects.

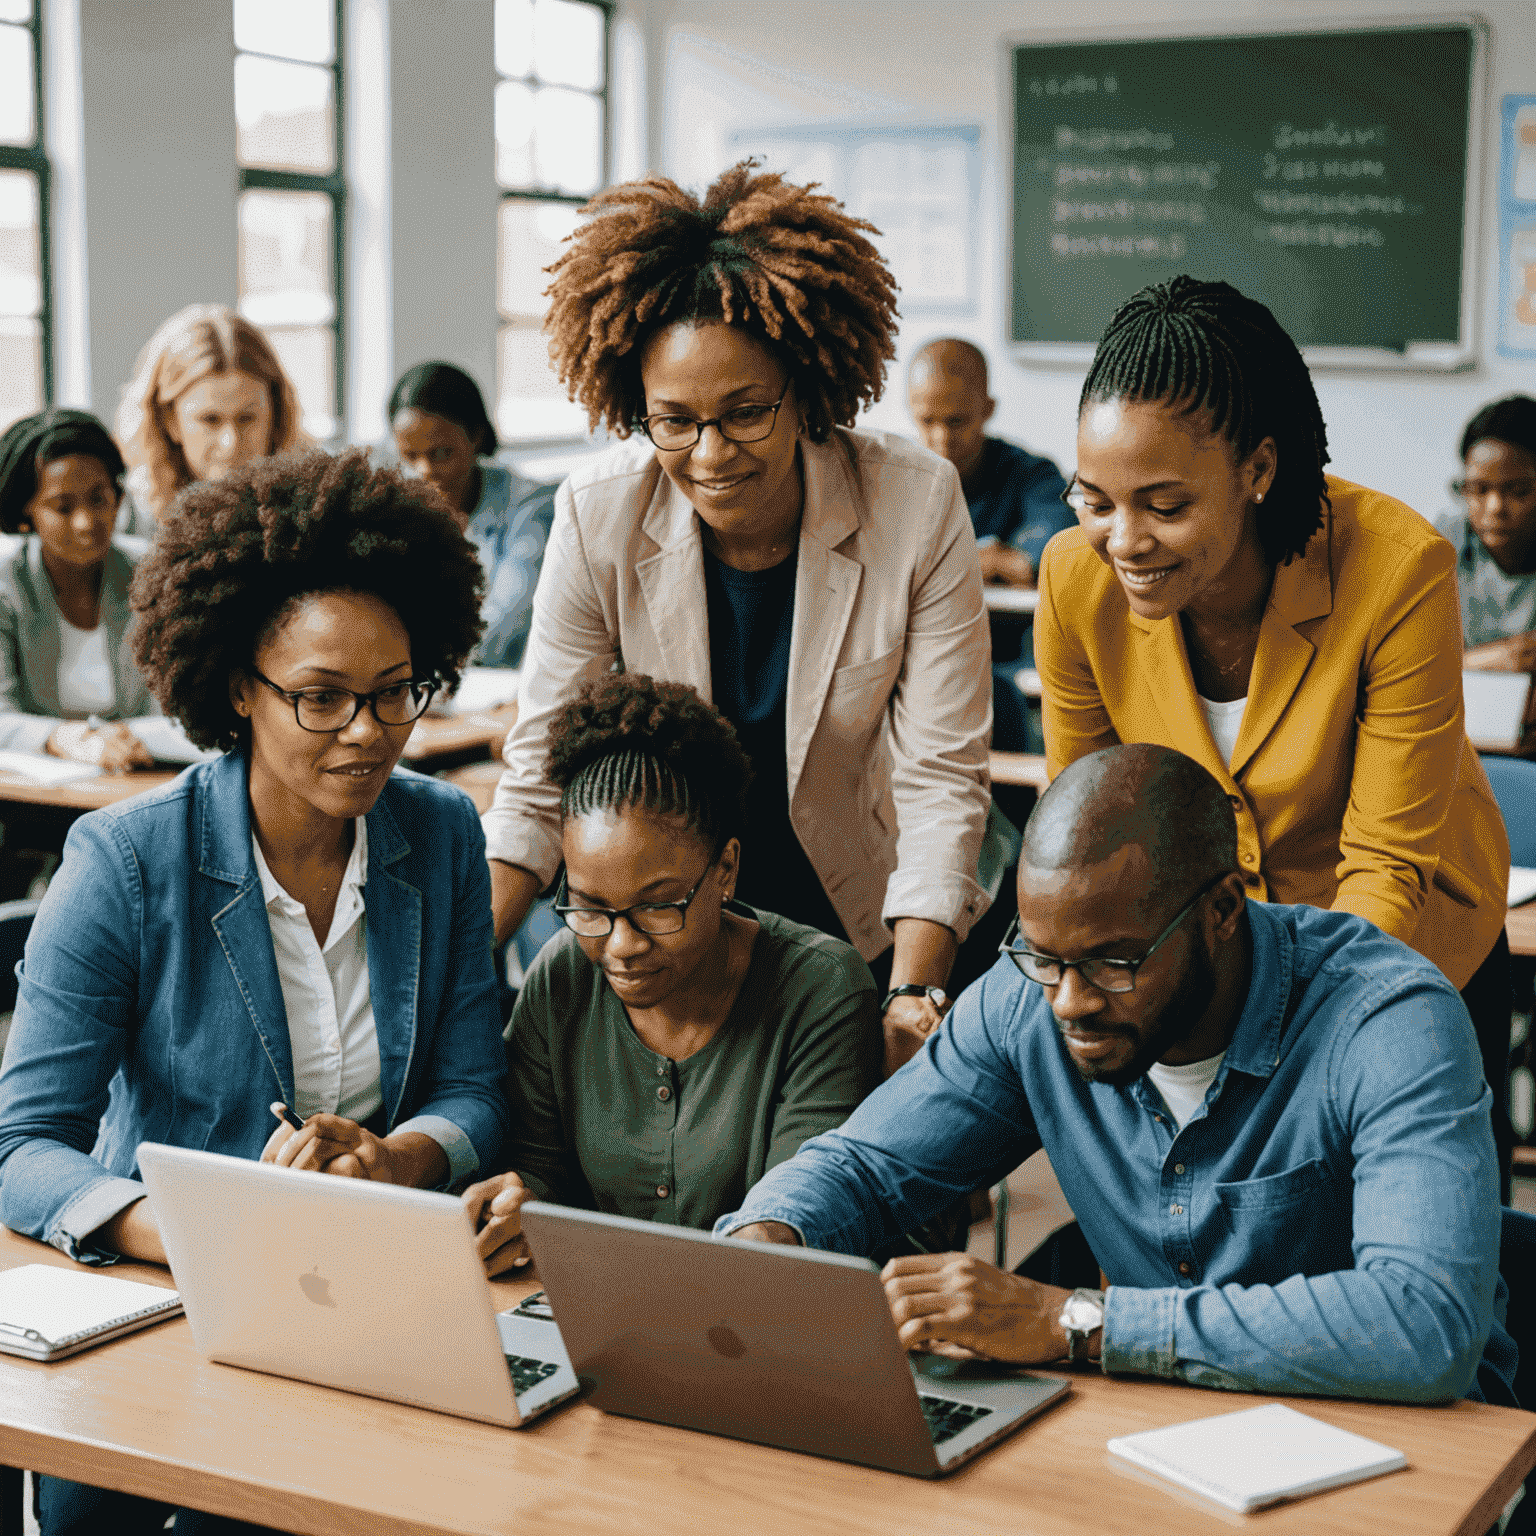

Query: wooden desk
[441,759,504,815]
[0,1227,1528,1536]
[0,768,176,813]
[401,704,517,770]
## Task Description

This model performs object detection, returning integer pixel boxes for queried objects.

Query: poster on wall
[1499,94,1536,359]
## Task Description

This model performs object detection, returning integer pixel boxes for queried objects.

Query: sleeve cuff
[881,871,988,942]
[393,1113,479,1187]
[712,1211,811,1247]
[1099,1285,1178,1378]
[48,1174,148,1265]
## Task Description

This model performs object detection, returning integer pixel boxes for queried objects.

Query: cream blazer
[482,428,1003,960]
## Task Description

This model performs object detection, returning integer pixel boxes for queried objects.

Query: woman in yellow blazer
[1035,276,1512,1187]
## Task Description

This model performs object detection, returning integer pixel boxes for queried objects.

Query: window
[0,0,49,431]
[234,0,344,440]
[495,0,609,442]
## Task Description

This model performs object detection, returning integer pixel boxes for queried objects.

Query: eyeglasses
[637,384,792,452]
[998,873,1228,994]
[252,670,438,733]
[1059,479,1089,513]
[1452,478,1536,502]
[554,860,717,938]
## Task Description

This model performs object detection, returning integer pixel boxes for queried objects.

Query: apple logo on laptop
[706,1325,745,1359]
[299,1267,335,1307]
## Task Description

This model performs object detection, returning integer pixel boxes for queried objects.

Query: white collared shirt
[252,819,383,1124]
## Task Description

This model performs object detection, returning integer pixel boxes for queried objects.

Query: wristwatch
[881,984,949,1016]
[1058,1287,1105,1362]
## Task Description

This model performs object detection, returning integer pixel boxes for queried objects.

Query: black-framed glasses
[637,383,792,452]
[252,670,438,733]
[998,873,1228,994]
[1451,477,1536,502]
[1059,478,1089,513]
[554,860,717,938]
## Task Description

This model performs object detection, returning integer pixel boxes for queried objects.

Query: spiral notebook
[0,1265,183,1361]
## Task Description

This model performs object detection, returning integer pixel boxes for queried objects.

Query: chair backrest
[1481,755,1536,868]
[0,899,41,1016]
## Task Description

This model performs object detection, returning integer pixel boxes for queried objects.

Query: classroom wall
[647,0,1536,520]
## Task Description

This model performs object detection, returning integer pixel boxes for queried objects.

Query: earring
[1255,492,1264,503]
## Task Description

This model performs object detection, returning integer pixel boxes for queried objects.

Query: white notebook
[1107,1402,1406,1513]
[0,1264,183,1361]
[0,750,100,786]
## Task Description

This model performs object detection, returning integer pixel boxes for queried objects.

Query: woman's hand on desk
[461,1171,532,1277]
[47,721,155,772]
[1465,633,1536,672]
[259,1111,448,1188]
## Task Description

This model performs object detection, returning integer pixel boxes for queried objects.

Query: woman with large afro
[0,447,508,1534]
[483,161,1009,1075]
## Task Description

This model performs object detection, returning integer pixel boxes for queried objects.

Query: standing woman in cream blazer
[484,163,1004,1072]
[1033,276,1512,1189]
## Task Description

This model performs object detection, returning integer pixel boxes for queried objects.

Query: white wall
[649,0,1536,519]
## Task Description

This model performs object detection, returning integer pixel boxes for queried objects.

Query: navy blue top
[703,547,847,942]
[967,437,1074,571]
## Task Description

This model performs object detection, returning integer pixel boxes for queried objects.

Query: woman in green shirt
[465,673,882,1276]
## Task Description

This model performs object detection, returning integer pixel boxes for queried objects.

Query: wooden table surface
[0,1227,1529,1536]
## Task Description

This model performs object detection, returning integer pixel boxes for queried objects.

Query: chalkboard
[1009,24,1482,367]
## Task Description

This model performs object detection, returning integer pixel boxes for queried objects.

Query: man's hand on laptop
[882,1253,1098,1365]
[462,1172,534,1277]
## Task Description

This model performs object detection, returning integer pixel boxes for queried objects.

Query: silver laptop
[137,1143,578,1427]
[519,1201,1069,1476]
[1464,669,1532,750]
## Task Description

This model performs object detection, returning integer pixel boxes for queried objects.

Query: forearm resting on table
[888,917,958,989]
[97,1197,167,1266]
[490,859,543,948]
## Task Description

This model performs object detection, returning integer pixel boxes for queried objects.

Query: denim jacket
[0,752,508,1261]
[720,901,1512,1404]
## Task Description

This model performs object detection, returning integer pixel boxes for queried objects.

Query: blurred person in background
[388,362,557,670]
[115,302,310,534]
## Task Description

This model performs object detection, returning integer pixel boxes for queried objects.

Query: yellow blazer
[1035,475,1508,990]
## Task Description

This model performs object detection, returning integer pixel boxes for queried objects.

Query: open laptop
[1464,669,1532,751]
[518,1201,1069,1477]
[137,1143,578,1427]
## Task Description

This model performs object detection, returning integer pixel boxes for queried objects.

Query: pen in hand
[271,1102,307,1134]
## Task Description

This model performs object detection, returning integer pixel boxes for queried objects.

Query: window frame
[235,0,346,439]
[0,1,54,406]
[496,0,612,447]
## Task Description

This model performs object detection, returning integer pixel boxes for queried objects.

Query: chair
[1482,756,1536,867]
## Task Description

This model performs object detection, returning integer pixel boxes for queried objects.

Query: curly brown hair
[129,447,485,750]
[547,673,753,852]
[544,160,900,443]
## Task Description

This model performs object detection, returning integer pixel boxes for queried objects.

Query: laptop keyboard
[506,1353,561,1396]
[918,1394,995,1446]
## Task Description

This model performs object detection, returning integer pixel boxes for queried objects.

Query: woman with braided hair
[1034,275,1511,1189]
[466,672,881,1276]
[484,162,1009,1075]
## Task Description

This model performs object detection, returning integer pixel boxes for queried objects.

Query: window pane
[238,189,335,326]
[234,0,333,65]
[0,170,40,319]
[498,322,586,440]
[495,80,536,187]
[235,55,335,173]
[498,199,578,320]
[495,0,534,80]
[535,0,603,91]
[0,23,35,146]
[0,316,42,432]
[262,324,336,440]
[534,87,601,195]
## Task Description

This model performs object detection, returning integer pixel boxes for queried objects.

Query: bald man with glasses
[720,743,1518,1407]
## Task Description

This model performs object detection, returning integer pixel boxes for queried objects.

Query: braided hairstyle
[546,674,753,854]
[1080,276,1330,566]
[543,160,899,443]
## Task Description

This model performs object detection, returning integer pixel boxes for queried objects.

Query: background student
[482,162,1010,1075]
[0,407,156,770]
[387,361,556,670]
[466,673,881,1276]
[1433,394,1536,671]
[1033,275,1513,1193]
[114,302,311,534]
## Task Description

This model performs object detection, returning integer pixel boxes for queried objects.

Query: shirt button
[1178,1261,1192,1276]
[1174,1164,1185,1175]
[657,1085,671,1102]
[656,1185,669,1198]
[656,1064,668,1077]
[1241,850,1258,867]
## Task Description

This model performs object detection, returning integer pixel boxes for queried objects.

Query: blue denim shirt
[0,753,509,1262]
[465,464,557,669]
[719,902,1509,1403]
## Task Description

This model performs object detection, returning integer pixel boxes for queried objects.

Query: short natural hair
[1460,395,1536,464]
[129,447,484,750]
[1080,276,1330,567]
[546,673,753,853]
[0,407,125,534]
[116,303,312,520]
[543,160,900,443]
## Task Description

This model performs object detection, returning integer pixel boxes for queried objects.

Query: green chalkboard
[1010,25,1479,359]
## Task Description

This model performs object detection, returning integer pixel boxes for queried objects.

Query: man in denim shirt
[719,744,1516,1403]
